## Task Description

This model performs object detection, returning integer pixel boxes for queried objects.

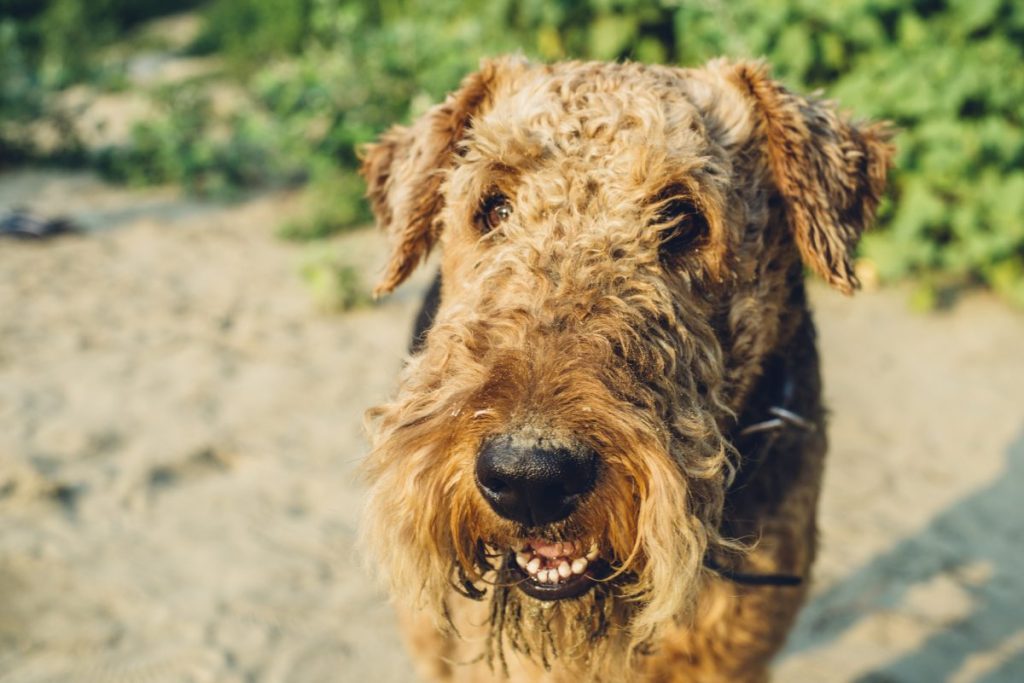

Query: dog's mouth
[508,538,606,600]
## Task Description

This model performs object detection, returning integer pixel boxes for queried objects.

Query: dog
[359,56,892,682]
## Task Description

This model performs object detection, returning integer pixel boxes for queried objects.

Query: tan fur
[360,57,893,682]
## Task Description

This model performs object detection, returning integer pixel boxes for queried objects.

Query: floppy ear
[728,61,894,294]
[360,59,514,296]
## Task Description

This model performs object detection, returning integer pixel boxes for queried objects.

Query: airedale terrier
[360,57,892,682]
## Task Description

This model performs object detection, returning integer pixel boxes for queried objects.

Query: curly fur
[360,57,893,682]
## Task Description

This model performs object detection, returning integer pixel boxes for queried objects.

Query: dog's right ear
[360,58,523,296]
[694,59,894,294]
[730,61,894,294]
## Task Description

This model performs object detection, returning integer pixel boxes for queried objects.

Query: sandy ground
[1,170,1022,683]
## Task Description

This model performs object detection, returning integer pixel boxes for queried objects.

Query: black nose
[475,435,597,526]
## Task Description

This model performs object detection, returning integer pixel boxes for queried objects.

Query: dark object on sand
[0,209,81,239]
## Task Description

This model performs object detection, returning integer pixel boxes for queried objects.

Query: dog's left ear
[727,61,894,294]
[360,58,523,296]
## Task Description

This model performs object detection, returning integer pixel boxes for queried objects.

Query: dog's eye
[478,194,513,233]
[655,199,707,258]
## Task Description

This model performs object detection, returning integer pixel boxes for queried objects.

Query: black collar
[728,351,816,494]
[704,556,803,587]
[704,352,815,588]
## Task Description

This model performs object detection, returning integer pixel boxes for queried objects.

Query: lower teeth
[515,547,595,584]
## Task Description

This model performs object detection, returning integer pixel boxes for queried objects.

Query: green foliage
[299,246,371,312]
[0,19,40,122]
[1,0,1022,306]
[194,0,313,69]
[276,163,371,241]
[0,0,201,86]
[96,86,303,197]
[0,0,201,163]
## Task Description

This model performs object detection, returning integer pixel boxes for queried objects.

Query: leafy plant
[299,246,372,312]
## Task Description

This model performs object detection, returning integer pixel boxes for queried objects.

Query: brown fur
[359,57,893,682]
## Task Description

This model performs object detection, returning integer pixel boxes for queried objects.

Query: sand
[1,170,1022,682]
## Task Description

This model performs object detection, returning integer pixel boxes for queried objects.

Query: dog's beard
[451,557,643,678]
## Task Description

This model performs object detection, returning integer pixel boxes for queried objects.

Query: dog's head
[361,57,891,668]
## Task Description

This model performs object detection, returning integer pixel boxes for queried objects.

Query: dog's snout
[475,436,597,526]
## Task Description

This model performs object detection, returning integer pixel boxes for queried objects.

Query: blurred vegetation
[1,0,1022,306]
[300,245,371,312]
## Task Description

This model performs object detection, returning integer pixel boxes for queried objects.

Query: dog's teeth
[520,541,591,583]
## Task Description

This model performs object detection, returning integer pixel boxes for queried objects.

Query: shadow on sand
[781,427,1024,682]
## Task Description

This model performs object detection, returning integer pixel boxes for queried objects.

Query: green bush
[194,0,313,69]
[0,18,40,159]
[299,245,372,312]
[96,85,304,197]
[0,0,202,86]
[0,0,201,162]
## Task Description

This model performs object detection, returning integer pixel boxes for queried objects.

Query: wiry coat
[360,57,893,682]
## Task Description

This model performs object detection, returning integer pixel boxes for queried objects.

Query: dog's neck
[727,288,819,491]
[722,280,824,524]
[699,287,821,587]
